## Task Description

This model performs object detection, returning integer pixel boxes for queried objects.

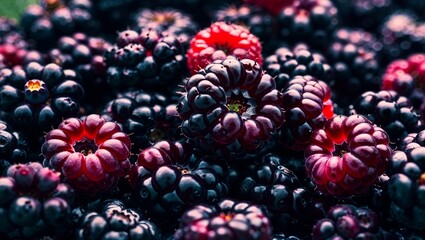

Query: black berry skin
[76,199,161,240]
[350,90,424,149]
[0,120,28,174]
[101,89,182,155]
[129,141,228,228]
[177,56,284,158]
[104,29,186,93]
[239,153,310,235]
[0,162,75,239]
[174,199,272,240]
[387,130,425,230]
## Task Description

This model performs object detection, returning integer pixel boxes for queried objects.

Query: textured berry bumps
[42,114,131,196]
[304,115,392,196]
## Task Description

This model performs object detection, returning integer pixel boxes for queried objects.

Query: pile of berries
[1,0,425,239]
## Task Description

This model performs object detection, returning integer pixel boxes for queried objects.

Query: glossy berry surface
[305,115,392,196]
[174,199,272,240]
[42,114,131,196]
[186,22,263,75]
[177,56,284,157]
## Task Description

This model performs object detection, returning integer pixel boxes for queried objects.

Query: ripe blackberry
[326,40,381,108]
[386,130,425,230]
[244,0,293,15]
[212,5,275,53]
[42,114,132,196]
[239,153,310,234]
[350,90,424,148]
[48,32,112,111]
[174,199,272,240]
[186,21,263,75]
[332,28,382,55]
[276,0,339,50]
[132,8,198,50]
[129,140,228,226]
[264,44,334,91]
[176,56,285,157]
[101,89,182,154]
[0,120,28,175]
[305,115,392,196]
[381,53,425,123]
[76,199,161,239]
[279,75,334,151]
[312,204,384,239]
[379,12,425,64]
[332,0,395,31]
[20,0,101,51]
[0,62,84,135]
[104,29,186,93]
[0,162,74,239]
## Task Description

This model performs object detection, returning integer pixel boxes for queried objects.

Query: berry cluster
[1,0,425,239]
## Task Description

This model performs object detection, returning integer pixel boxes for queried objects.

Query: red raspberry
[41,114,132,196]
[186,22,262,75]
[304,115,392,196]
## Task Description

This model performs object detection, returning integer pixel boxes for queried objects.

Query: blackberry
[48,32,112,112]
[0,162,74,239]
[42,114,132,197]
[386,130,425,230]
[350,90,424,148]
[76,199,161,239]
[312,204,385,239]
[101,89,182,155]
[212,5,275,53]
[305,115,392,196]
[332,28,383,55]
[174,199,272,240]
[176,56,285,158]
[276,0,339,51]
[244,0,293,15]
[129,140,228,226]
[0,120,28,175]
[104,29,186,93]
[332,0,395,31]
[263,43,333,92]
[379,11,425,64]
[0,62,84,136]
[239,153,310,235]
[132,8,198,50]
[279,75,334,151]
[326,40,381,108]
[381,53,425,123]
[20,0,101,51]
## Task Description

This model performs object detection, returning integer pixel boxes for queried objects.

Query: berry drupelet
[312,204,384,239]
[0,120,28,174]
[381,53,425,123]
[305,114,392,197]
[350,90,424,148]
[132,8,198,50]
[129,140,228,226]
[325,40,381,108]
[279,75,334,151]
[386,130,425,230]
[104,29,186,93]
[239,153,310,235]
[42,114,131,196]
[263,43,334,91]
[20,0,101,51]
[101,89,182,154]
[0,162,75,239]
[76,199,161,239]
[186,21,263,75]
[176,56,285,158]
[276,0,339,51]
[174,199,272,240]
